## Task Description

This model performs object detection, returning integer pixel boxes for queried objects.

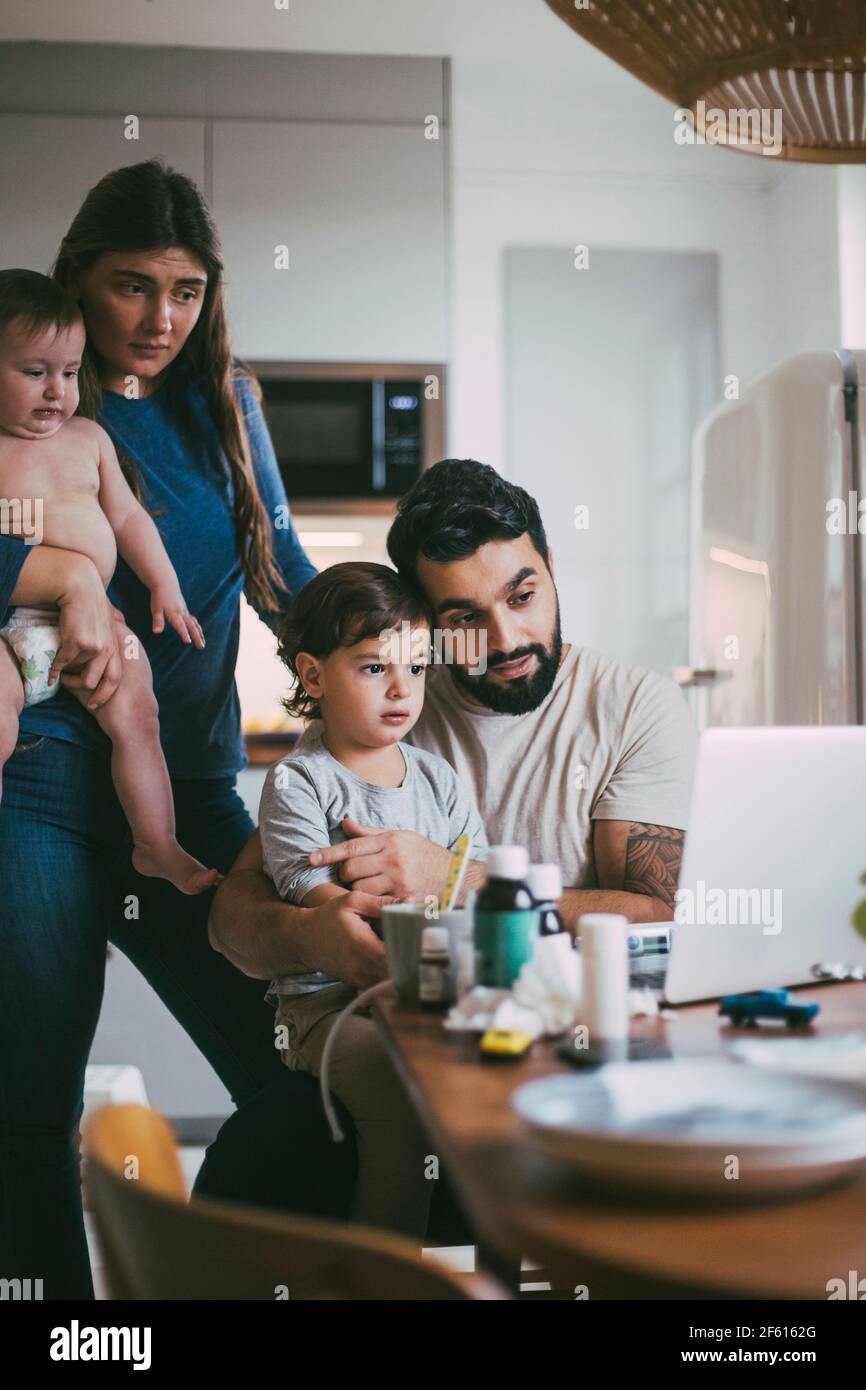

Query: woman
[0,160,352,1298]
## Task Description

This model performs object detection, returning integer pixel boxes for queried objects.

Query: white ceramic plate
[730,1032,866,1083]
[511,1060,866,1197]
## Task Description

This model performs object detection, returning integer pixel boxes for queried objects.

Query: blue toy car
[718,989,819,1029]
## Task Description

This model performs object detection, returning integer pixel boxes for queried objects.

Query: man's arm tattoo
[623,822,685,911]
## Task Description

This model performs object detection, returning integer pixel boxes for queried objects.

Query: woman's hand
[49,554,125,711]
[150,584,205,649]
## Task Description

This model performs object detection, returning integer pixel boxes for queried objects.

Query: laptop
[628,727,866,1005]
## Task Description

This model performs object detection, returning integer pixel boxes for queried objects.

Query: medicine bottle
[526,863,565,936]
[419,925,451,1009]
[474,845,539,987]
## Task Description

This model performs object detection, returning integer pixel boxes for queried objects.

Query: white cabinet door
[212,119,448,362]
[0,115,205,272]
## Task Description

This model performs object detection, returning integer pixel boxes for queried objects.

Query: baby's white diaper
[0,606,62,707]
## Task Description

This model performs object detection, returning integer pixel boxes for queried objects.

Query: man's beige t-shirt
[405,644,698,890]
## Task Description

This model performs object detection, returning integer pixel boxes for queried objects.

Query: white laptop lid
[664,727,866,1004]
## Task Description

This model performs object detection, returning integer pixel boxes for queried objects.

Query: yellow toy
[480,1028,535,1060]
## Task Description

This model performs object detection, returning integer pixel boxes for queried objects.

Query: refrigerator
[686,350,866,731]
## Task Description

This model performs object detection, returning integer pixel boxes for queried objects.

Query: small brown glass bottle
[419,925,452,1009]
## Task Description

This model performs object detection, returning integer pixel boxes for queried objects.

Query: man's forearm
[452,862,669,926]
[208,868,316,979]
[558,887,672,934]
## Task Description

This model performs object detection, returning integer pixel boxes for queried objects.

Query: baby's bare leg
[65,629,221,895]
[0,637,25,798]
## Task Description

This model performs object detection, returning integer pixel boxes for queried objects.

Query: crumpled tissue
[445,932,579,1038]
[444,931,660,1037]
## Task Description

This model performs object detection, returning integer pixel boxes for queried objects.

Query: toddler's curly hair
[277,562,432,721]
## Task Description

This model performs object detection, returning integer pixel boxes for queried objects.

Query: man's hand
[309,890,388,989]
[308,817,452,901]
[208,828,390,986]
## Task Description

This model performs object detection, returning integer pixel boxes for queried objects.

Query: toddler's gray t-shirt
[260,728,487,997]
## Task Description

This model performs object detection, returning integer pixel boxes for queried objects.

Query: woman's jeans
[0,733,324,1299]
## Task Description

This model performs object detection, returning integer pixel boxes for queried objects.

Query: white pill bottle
[577,913,629,1044]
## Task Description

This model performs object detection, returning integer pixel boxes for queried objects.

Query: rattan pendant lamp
[545,0,866,161]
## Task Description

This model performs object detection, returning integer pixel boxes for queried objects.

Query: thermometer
[440,833,471,912]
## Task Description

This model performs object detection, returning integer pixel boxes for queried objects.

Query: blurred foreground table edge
[374,981,866,1299]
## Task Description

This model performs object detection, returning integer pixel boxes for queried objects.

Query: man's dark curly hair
[386,458,550,582]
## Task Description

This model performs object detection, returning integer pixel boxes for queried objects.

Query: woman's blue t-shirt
[0,361,317,778]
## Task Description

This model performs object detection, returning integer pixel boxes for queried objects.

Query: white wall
[447,58,841,473]
[838,167,866,349]
[766,165,841,364]
[505,247,718,671]
[451,168,778,471]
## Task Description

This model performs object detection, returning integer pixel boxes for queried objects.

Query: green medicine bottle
[474,845,540,987]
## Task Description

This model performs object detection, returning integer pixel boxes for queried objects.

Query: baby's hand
[150,586,205,649]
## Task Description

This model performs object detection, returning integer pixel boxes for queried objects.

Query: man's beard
[449,610,563,715]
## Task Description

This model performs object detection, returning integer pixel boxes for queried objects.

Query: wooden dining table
[375,980,866,1298]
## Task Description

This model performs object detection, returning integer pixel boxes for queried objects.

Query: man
[209,459,697,987]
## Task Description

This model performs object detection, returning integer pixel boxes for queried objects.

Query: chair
[85,1104,508,1300]
[192,1069,477,1245]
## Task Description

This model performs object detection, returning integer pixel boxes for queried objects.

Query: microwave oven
[249,363,445,503]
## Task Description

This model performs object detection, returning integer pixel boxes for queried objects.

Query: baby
[0,268,219,894]
[260,560,487,1237]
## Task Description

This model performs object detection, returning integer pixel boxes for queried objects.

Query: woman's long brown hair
[51,159,283,613]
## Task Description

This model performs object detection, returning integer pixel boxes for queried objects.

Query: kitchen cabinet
[0,43,449,365]
[212,118,448,362]
[0,115,205,272]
